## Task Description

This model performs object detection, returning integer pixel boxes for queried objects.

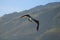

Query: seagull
[20,14,39,31]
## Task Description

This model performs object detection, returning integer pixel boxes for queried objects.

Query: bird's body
[20,14,39,31]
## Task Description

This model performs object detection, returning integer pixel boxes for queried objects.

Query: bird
[20,14,39,31]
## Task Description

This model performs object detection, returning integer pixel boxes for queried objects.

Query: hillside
[0,2,60,40]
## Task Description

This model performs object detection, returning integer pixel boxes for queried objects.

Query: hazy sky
[0,0,60,16]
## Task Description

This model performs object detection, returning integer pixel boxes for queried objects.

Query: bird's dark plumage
[20,14,39,31]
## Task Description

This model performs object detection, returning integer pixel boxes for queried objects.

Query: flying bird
[20,14,39,31]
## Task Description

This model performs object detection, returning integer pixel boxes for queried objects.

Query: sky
[0,0,60,17]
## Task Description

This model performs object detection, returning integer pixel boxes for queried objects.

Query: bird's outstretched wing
[20,14,39,31]
[36,20,39,31]
[20,14,31,18]
[32,18,39,31]
[20,15,26,18]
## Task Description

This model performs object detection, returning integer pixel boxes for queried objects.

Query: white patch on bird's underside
[29,18,32,21]
[29,18,32,22]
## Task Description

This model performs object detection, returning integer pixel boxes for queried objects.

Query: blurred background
[0,0,60,16]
